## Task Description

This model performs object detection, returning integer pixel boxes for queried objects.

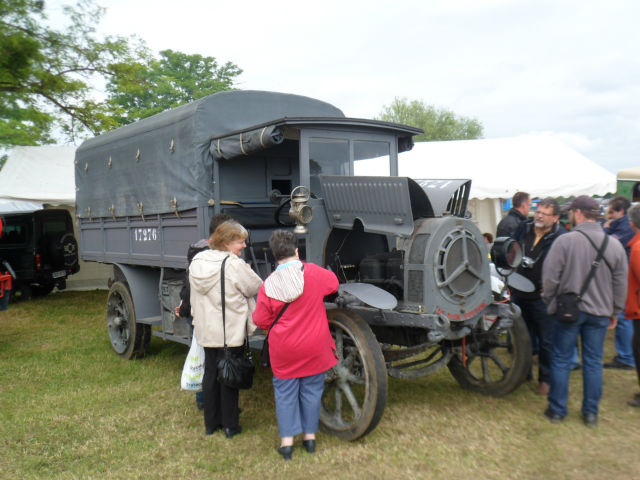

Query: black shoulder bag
[260,303,290,368]
[216,256,255,389]
[556,232,609,324]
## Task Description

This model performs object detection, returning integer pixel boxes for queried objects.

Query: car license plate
[52,270,67,279]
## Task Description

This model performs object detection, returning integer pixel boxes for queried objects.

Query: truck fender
[112,263,161,322]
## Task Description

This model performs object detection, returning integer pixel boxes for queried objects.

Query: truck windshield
[309,138,349,195]
[353,140,390,176]
[308,136,392,195]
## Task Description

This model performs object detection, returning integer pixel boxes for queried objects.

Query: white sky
[46,0,640,174]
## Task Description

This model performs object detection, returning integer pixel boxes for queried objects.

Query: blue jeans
[548,312,609,417]
[614,312,636,366]
[273,372,325,437]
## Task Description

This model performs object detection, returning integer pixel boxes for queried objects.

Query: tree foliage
[0,1,241,148]
[377,97,483,141]
[0,0,146,145]
[106,49,242,125]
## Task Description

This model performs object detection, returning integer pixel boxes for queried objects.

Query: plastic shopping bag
[181,334,204,392]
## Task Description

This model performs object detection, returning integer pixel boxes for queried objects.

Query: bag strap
[576,231,609,300]
[265,303,290,342]
[220,255,230,349]
[576,230,613,273]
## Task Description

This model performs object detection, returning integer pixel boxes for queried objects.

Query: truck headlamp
[289,186,313,234]
[491,237,523,270]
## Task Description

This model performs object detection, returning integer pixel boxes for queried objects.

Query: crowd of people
[495,191,640,426]
[177,214,338,460]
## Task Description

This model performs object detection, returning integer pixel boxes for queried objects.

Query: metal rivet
[107,156,112,168]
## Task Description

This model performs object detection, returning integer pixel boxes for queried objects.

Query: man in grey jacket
[542,196,628,427]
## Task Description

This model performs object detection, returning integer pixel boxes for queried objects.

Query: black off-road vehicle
[0,209,79,298]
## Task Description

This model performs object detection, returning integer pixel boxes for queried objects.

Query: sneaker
[627,397,640,408]
[543,408,563,423]
[582,413,598,427]
[603,358,634,370]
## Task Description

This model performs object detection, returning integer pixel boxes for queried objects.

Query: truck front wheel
[320,309,388,440]
[106,281,148,359]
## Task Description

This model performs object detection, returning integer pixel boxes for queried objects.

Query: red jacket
[625,232,640,319]
[253,262,339,379]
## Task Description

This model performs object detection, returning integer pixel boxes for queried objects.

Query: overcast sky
[48,0,640,174]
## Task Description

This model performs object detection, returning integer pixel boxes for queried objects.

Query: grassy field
[1,290,639,480]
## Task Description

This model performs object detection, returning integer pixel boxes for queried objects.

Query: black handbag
[216,256,255,390]
[260,303,290,368]
[556,232,609,324]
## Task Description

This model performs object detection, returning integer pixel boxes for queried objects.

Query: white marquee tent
[398,135,616,234]
[0,146,110,290]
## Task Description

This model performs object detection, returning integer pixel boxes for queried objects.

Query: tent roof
[398,135,615,199]
[0,145,76,205]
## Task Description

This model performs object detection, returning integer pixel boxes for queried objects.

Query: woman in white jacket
[189,221,262,438]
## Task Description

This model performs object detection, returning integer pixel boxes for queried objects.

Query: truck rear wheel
[106,281,148,359]
[320,309,388,440]
[447,311,531,397]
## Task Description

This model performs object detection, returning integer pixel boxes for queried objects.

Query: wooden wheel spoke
[339,383,362,417]
[335,329,344,360]
[488,352,509,375]
[481,357,491,382]
[346,373,365,384]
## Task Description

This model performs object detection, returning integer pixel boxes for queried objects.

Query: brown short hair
[269,230,297,261]
[210,221,247,251]
[512,192,530,208]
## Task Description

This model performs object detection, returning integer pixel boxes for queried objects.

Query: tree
[376,97,483,141]
[106,49,242,125]
[0,0,151,147]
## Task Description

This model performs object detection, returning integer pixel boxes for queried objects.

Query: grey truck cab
[75,90,530,440]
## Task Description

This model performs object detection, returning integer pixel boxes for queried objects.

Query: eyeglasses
[534,211,555,217]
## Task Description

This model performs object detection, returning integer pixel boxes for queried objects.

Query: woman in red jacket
[253,230,338,460]
[624,204,640,407]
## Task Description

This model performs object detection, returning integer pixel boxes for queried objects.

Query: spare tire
[49,233,78,270]
[59,233,79,268]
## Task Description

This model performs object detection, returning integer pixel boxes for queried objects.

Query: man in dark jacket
[496,191,532,238]
[512,197,566,395]
[603,196,636,370]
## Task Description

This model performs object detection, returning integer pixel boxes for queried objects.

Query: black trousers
[512,295,553,384]
[203,346,242,431]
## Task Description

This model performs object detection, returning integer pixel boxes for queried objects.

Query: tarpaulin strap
[240,133,247,155]
[462,336,467,367]
[259,127,267,148]
[217,139,221,157]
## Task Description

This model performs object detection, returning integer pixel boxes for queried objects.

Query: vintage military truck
[75,90,531,440]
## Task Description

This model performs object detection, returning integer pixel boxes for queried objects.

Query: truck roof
[75,90,421,219]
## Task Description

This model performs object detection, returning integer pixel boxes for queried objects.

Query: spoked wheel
[447,310,531,397]
[106,281,149,359]
[320,309,388,441]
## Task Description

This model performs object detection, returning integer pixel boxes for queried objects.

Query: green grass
[1,291,639,479]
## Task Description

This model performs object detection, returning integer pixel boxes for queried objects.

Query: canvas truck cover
[75,90,344,219]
